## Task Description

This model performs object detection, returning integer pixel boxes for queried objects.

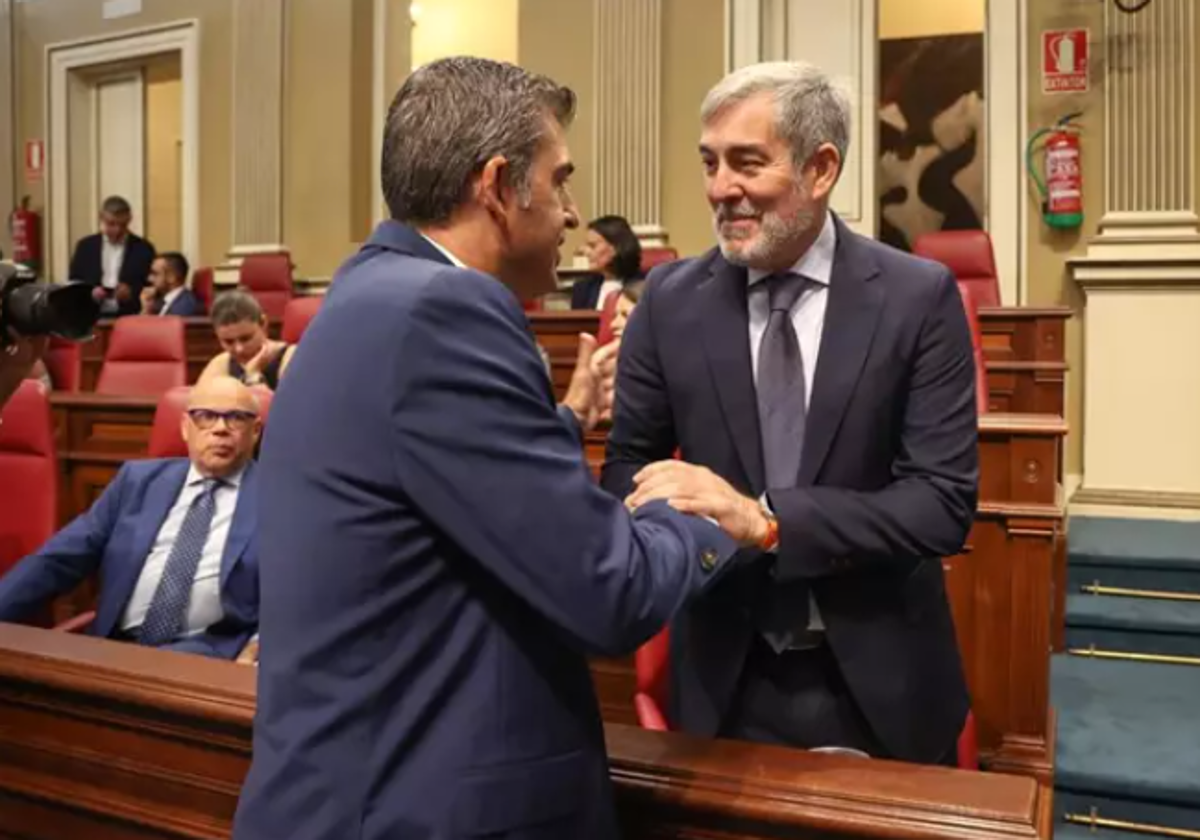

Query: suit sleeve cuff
[557,403,583,443]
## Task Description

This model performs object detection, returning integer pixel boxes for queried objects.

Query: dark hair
[588,215,642,280]
[159,252,190,284]
[621,279,646,304]
[101,196,131,217]
[211,289,265,327]
[382,56,576,225]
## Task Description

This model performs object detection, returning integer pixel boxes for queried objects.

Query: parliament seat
[597,288,623,346]
[43,335,81,391]
[0,381,58,579]
[281,295,323,344]
[95,316,187,397]
[957,282,990,415]
[640,246,678,274]
[239,253,294,319]
[912,230,1001,308]
[633,628,979,769]
[191,267,214,314]
[147,385,274,459]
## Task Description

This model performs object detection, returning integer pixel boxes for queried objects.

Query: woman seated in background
[198,290,295,390]
[607,280,645,343]
[570,215,642,310]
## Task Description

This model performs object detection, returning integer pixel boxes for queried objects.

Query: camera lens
[1,274,100,341]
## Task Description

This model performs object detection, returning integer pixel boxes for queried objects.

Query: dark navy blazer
[0,458,259,659]
[232,221,735,840]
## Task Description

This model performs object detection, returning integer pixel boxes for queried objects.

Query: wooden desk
[0,625,1051,840]
[80,318,281,391]
[978,307,1071,416]
[588,413,1067,785]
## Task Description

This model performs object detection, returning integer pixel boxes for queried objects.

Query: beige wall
[12,0,233,273]
[879,0,985,39]
[144,53,182,252]
[412,0,519,70]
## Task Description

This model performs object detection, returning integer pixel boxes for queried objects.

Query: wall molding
[0,0,14,258]
[1071,486,1200,511]
[45,21,200,278]
[988,0,1027,305]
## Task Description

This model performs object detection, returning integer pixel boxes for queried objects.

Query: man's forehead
[700,95,781,147]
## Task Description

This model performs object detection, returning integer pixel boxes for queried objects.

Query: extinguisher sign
[1043,29,1089,94]
[24,140,44,182]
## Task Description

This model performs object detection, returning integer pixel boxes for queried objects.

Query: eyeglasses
[186,409,258,431]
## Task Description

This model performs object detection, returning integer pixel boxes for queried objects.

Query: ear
[808,143,842,201]
[476,155,518,222]
[179,414,190,444]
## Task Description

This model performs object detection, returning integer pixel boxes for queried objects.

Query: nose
[563,192,580,230]
[707,161,743,204]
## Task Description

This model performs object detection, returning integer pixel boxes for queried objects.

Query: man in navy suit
[68,195,157,317]
[140,252,205,317]
[233,57,758,840]
[0,377,261,659]
[607,61,978,766]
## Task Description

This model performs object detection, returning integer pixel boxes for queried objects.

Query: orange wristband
[758,510,779,552]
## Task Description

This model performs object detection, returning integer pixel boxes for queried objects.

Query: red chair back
[148,385,274,458]
[956,282,990,415]
[640,246,678,274]
[281,295,323,345]
[912,230,1001,308]
[43,335,82,391]
[95,315,187,397]
[0,381,58,578]
[597,289,622,346]
[239,253,294,320]
[191,267,214,314]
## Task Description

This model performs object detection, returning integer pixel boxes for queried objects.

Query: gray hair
[381,56,576,225]
[701,61,852,173]
[101,195,131,217]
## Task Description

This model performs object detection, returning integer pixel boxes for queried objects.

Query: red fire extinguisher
[1026,113,1083,230]
[8,196,42,271]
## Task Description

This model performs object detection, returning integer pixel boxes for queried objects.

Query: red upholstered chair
[43,335,82,391]
[191,267,214,315]
[956,282,990,415]
[281,295,323,345]
[912,230,1001,308]
[640,246,678,274]
[596,289,623,346]
[95,316,187,397]
[0,381,58,580]
[147,385,274,459]
[239,253,294,319]
[633,627,980,769]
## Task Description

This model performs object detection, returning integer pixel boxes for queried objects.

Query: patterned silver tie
[138,479,221,646]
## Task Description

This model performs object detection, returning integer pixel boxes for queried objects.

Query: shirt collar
[160,286,184,311]
[419,233,467,268]
[747,211,836,287]
[186,463,246,490]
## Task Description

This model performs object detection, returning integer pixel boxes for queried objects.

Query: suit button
[700,548,719,572]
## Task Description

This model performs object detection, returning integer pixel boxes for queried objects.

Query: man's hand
[91,285,108,303]
[114,282,133,303]
[140,286,158,314]
[236,637,260,666]
[0,329,49,409]
[561,333,618,432]
[627,460,769,547]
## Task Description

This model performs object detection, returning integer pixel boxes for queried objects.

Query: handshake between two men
[558,330,770,549]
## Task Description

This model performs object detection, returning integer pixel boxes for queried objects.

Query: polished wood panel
[529,310,601,399]
[0,625,1051,840]
[978,307,1069,417]
[586,413,1067,786]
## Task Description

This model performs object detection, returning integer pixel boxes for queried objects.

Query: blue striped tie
[138,479,221,646]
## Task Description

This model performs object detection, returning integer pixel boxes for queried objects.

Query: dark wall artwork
[878,34,985,252]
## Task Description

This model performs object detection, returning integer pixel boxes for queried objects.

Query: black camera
[0,262,100,347]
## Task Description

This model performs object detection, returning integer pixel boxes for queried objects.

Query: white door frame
[725,0,1026,304]
[46,20,199,279]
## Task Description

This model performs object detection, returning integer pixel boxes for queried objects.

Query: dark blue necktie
[755,273,811,652]
[138,479,221,646]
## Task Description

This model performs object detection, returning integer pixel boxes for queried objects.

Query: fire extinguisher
[1027,113,1084,229]
[8,196,42,273]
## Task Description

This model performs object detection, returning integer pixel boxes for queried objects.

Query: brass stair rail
[1067,645,1200,667]
[1082,582,1200,603]
[1065,806,1200,839]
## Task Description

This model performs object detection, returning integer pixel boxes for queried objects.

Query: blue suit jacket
[0,459,259,659]
[162,288,205,317]
[233,221,735,840]
[602,217,977,764]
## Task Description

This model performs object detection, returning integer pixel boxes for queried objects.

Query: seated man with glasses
[0,377,262,660]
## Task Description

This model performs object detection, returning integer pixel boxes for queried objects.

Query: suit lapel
[799,222,884,485]
[220,462,255,589]
[95,461,188,636]
[699,255,765,493]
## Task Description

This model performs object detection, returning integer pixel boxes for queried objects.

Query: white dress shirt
[158,286,184,315]
[748,212,837,633]
[101,238,126,290]
[421,233,466,267]
[596,279,623,310]
[120,465,245,636]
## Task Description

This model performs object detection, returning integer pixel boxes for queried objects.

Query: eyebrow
[699,143,770,157]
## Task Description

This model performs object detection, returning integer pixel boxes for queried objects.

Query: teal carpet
[1052,517,1200,838]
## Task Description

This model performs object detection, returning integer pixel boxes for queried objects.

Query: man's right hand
[91,286,108,303]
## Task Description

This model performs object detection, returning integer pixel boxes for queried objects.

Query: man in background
[141,252,204,316]
[607,61,978,766]
[69,196,156,317]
